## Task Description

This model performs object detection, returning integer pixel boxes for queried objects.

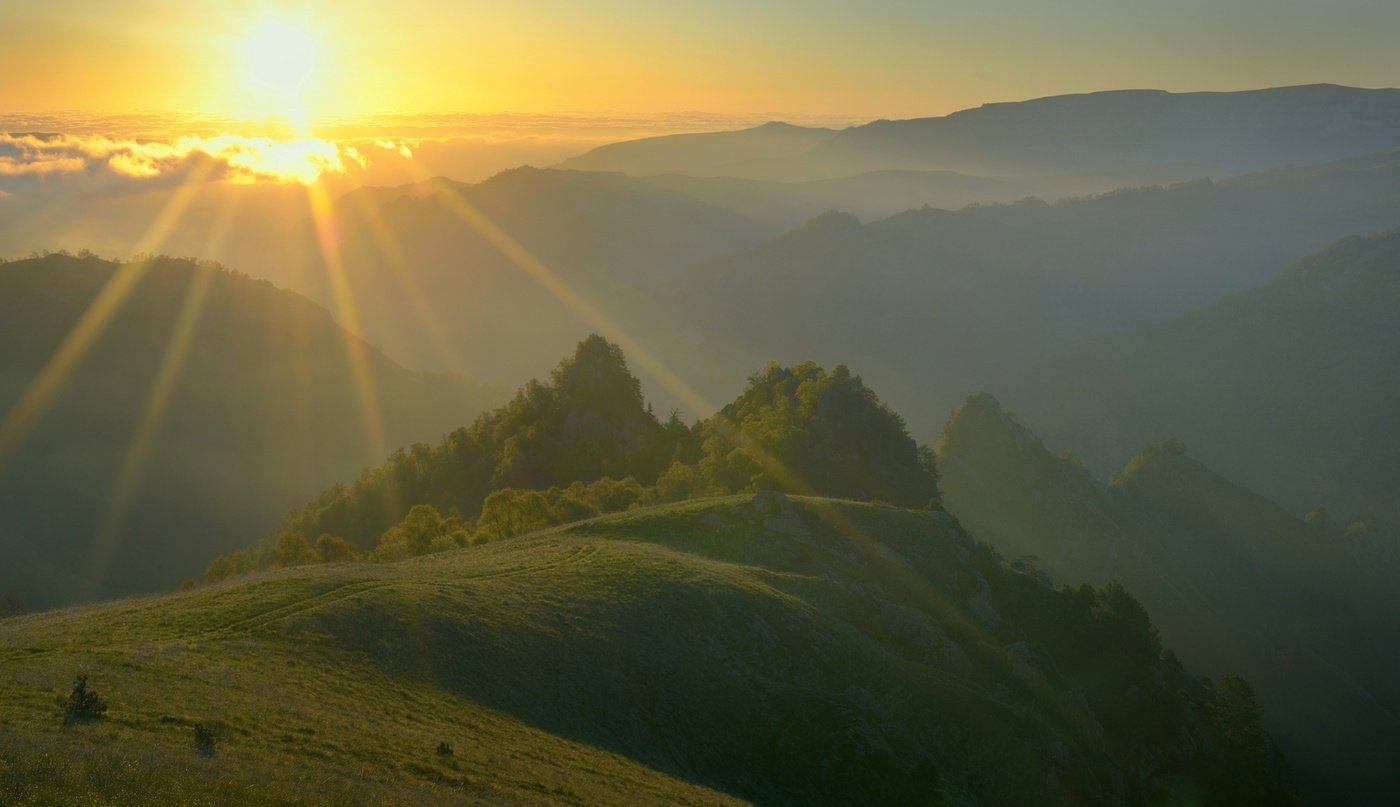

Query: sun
[242,20,319,128]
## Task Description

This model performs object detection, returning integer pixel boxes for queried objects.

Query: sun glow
[242,20,320,133]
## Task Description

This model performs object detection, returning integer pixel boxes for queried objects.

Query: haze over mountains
[5,80,1400,804]
[1002,228,1400,533]
[0,254,495,608]
[561,85,1400,180]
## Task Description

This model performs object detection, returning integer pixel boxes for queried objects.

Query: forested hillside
[938,394,1400,803]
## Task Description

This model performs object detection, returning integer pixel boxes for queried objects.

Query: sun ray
[341,186,467,371]
[412,175,939,610]
[81,267,217,595]
[79,185,244,596]
[304,181,388,460]
[418,178,719,420]
[0,163,213,472]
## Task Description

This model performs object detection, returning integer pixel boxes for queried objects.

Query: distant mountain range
[641,150,1400,434]
[557,120,838,176]
[562,84,1400,181]
[0,254,496,608]
[292,167,773,386]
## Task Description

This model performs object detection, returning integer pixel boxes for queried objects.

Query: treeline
[206,336,940,581]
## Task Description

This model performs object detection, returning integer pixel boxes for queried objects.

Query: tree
[475,489,553,542]
[1209,675,1265,746]
[63,675,108,724]
[697,362,940,506]
[314,533,359,563]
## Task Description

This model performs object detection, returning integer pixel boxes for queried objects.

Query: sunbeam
[304,181,388,460]
[81,268,216,595]
[0,163,214,472]
[412,174,901,570]
[418,177,719,420]
[79,185,245,596]
[341,186,467,371]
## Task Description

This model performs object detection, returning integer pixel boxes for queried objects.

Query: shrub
[63,675,108,724]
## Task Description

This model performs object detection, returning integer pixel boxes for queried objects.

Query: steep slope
[1001,227,1400,533]
[937,395,1400,804]
[556,121,838,176]
[644,150,1400,436]
[0,496,1293,805]
[0,254,495,609]
[762,84,1400,179]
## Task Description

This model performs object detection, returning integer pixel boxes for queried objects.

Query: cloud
[0,132,367,192]
[376,139,415,158]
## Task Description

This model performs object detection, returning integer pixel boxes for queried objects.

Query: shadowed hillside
[0,495,1293,804]
[1001,227,1400,536]
[0,254,496,609]
[937,394,1400,803]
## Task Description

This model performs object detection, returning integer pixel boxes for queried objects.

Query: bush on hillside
[63,675,108,724]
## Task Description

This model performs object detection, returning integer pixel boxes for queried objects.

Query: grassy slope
[0,494,1206,805]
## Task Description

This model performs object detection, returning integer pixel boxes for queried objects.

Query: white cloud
[0,132,366,190]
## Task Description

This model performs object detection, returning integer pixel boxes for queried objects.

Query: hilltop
[0,495,1292,804]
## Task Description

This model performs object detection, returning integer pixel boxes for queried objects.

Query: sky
[3,0,1399,189]
[3,0,1399,123]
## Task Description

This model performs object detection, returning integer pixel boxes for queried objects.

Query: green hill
[0,254,497,609]
[0,495,1292,805]
[937,394,1400,804]
[205,339,942,578]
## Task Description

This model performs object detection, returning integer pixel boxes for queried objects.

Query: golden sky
[4,0,1399,124]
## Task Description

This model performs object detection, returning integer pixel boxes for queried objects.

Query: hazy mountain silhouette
[938,394,1400,803]
[557,85,1400,183]
[0,254,496,608]
[639,149,1400,436]
[634,168,1206,228]
[557,120,838,176]
[758,84,1400,180]
[293,166,774,386]
[1000,227,1400,538]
